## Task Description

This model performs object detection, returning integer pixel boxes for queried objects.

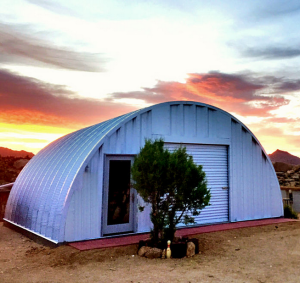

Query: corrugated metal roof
[4,110,139,242]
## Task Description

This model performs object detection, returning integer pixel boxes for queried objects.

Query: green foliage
[131,138,210,245]
[284,205,298,219]
[131,139,169,245]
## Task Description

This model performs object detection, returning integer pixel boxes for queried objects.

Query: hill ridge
[0,147,34,158]
[269,149,300,165]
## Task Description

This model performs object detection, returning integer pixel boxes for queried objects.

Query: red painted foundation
[69,218,296,251]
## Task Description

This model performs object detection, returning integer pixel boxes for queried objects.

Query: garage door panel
[165,143,229,226]
[210,196,228,202]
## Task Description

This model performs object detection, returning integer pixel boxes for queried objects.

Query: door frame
[102,154,136,236]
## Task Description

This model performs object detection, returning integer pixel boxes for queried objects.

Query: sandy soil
[1,221,300,283]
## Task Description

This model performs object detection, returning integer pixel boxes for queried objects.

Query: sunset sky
[1,0,300,157]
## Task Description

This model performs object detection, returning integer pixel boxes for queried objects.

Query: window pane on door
[107,160,131,225]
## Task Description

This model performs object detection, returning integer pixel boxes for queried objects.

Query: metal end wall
[5,101,283,243]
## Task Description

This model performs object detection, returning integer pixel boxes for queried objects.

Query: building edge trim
[3,218,59,245]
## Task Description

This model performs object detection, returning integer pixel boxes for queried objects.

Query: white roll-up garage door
[165,143,229,225]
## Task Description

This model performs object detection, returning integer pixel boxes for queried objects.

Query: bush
[284,205,298,219]
[131,138,210,245]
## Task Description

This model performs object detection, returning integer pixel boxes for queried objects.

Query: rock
[188,238,199,254]
[161,249,166,259]
[138,239,152,250]
[294,165,300,172]
[138,246,151,257]
[144,248,162,259]
[287,170,295,175]
[186,241,195,257]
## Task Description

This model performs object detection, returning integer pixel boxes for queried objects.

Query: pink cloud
[110,71,291,117]
[0,69,137,127]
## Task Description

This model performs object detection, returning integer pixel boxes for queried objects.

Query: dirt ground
[1,221,300,283]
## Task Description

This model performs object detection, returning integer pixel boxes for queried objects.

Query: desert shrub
[284,205,298,219]
[131,138,210,245]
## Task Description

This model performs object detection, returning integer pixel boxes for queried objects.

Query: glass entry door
[102,155,135,235]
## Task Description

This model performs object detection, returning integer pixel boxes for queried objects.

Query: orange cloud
[111,71,291,117]
[0,69,137,127]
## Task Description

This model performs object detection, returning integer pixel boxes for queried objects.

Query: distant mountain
[0,147,34,158]
[269,149,300,165]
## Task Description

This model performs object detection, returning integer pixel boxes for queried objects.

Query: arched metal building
[5,101,283,244]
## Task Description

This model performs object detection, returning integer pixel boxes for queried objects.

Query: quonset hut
[5,101,283,244]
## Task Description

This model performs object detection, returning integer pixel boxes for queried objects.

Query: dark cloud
[242,46,300,60]
[260,2,300,18]
[242,1,300,25]
[274,80,300,93]
[0,69,136,127]
[110,71,290,117]
[0,23,106,72]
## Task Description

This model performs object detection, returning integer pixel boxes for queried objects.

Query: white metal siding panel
[270,165,283,217]
[242,128,252,220]
[196,106,209,138]
[208,109,218,138]
[152,105,170,135]
[140,110,152,141]
[252,139,263,219]
[262,157,271,217]
[183,104,196,137]
[125,117,140,154]
[170,104,184,136]
[230,121,244,221]
[216,111,231,139]
[64,149,102,242]
[165,143,229,225]
[230,120,241,221]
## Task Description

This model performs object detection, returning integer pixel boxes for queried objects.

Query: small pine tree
[131,139,169,245]
[131,139,210,245]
